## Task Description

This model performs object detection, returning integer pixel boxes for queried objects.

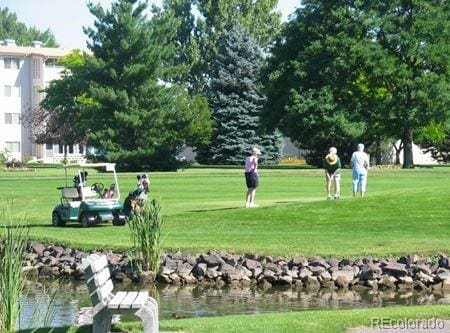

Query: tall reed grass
[129,199,164,273]
[0,207,29,332]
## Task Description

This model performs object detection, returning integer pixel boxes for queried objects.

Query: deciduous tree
[264,0,450,167]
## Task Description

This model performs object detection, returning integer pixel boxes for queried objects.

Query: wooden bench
[82,254,159,333]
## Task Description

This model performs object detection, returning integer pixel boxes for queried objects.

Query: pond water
[19,280,450,329]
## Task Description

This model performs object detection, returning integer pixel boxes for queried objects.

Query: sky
[1,0,300,50]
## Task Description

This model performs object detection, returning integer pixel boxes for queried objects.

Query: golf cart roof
[63,162,116,171]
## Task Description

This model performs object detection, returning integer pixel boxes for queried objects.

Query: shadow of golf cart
[52,163,127,227]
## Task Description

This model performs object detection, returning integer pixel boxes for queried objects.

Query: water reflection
[19,280,450,329]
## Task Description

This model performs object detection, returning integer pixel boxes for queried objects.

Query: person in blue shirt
[350,143,370,197]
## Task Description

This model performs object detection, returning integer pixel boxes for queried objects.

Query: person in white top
[350,143,370,197]
[244,147,261,208]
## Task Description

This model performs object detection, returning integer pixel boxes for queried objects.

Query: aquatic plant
[0,207,29,332]
[129,199,164,273]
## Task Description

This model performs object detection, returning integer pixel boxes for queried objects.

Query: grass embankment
[24,305,450,332]
[0,166,449,258]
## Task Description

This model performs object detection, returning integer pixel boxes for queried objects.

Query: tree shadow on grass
[3,223,109,229]
[188,207,240,213]
[274,200,303,204]
[19,326,91,333]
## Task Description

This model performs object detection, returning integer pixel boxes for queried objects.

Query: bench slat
[97,279,114,300]
[94,267,110,286]
[91,255,108,273]
[83,254,159,331]
[108,291,127,309]
[119,291,138,309]
[131,291,149,309]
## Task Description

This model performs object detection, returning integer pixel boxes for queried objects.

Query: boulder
[192,263,207,278]
[252,267,263,279]
[379,277,397,290]
[261,269,277,284]
[157,274,172,284]
[436,269,450,282]
[413,280,429,291]
[164,258,180,272]
[29,241,46,256]
[442,279,450,292]
[298,268,313,279]
[177,262,194,275]
[438,256,449,269]
[179,274,197,284]
[244,259,260,271]
[201,253,225,267]
[305,276,320,291]
[309,266,326,276]
[359,265,382,280]
[335,276,351,289]
[138,271,155,283]
[21,266,39,279]
[382,262,407,276]
[278,275,293,285]
[412,264,432,276]
[331,270,355,281]
[416,271,434,284]
[291,256,307,266]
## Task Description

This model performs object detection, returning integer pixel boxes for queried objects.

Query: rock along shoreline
[23,241,450,292]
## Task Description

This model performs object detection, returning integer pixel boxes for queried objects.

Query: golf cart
[52,162,127,227]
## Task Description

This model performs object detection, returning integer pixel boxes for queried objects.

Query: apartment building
[0,39,87,163]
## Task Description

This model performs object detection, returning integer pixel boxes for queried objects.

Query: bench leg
[93,308,113,333]
[135,300,158,333]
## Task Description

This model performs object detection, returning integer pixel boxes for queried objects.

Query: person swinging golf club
[245,147,261,208]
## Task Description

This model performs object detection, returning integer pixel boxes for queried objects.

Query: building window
[4,113,21,125]
[78,145,84,154]
[4,57,20,69]
[46,143,53,150]
[44,58,62,68]
[32,86,42,105]
[5,141,21,153]
[58,144,64,154]
[32,58,41,79]
[4,85,21,97]
[69,145,74,154]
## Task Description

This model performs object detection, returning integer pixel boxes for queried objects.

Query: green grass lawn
[1,166,449,258]
[24,304,450,332]
[5,166,450,333]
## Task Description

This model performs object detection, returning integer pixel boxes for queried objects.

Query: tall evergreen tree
[161,0,281,93]
[196,25,282,165]
[81,0,211,170]
[40,0,211,170]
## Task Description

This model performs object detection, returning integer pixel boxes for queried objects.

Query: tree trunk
[393,141,403,165]
[64,144,68,164]
[375,138,382,165]
[402,128,414,168]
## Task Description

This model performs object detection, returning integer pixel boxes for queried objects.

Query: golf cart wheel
[81,214,90,228]
[52,212,65,227]
[113,217,127,226]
